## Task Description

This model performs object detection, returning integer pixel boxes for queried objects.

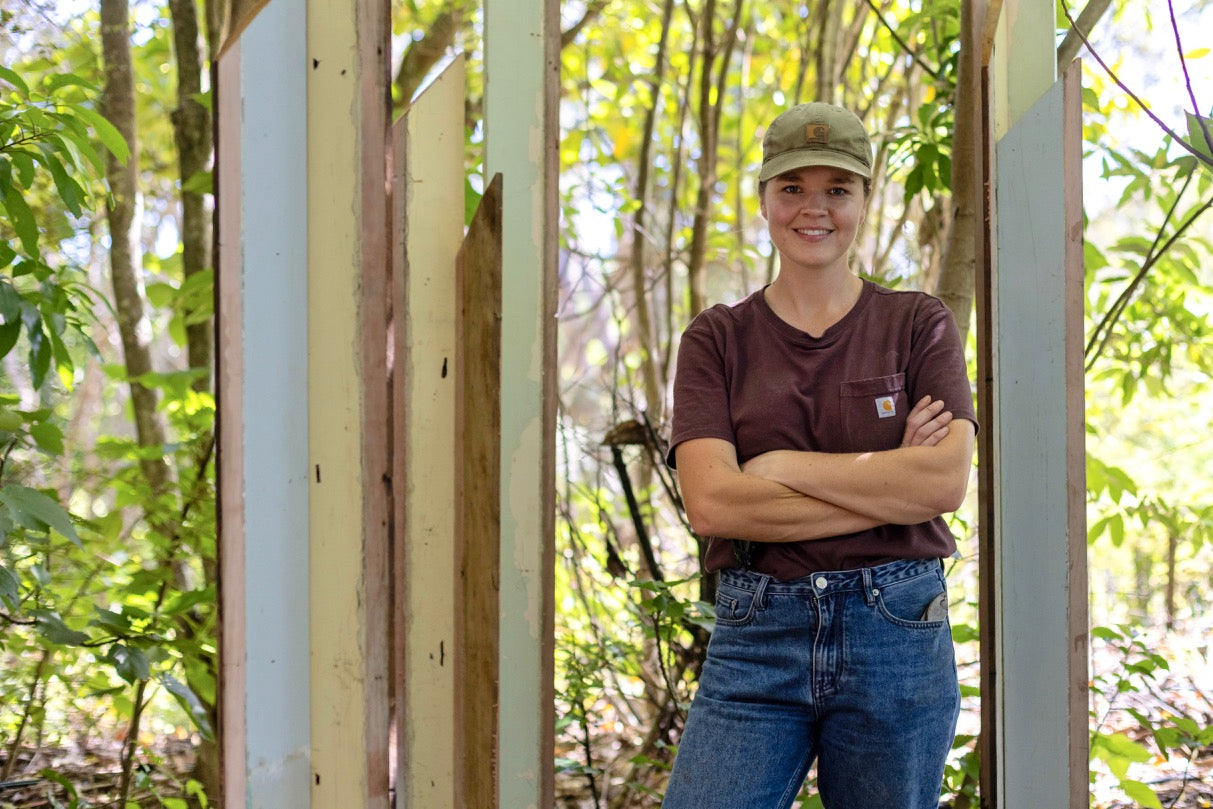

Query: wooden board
[393,56,466,809]
[216,4,312,804]
[991,60,1088,808]
[483,0,560,804]
[305,0,391,803]
[455,173,504,809]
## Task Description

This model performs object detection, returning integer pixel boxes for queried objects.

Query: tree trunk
[101,0,173,495]
[168,0,214,393]
[686,0,743,318]
[627,0,676,423]
[1057,0,1113,72]
[813,0,844,104]
[933,0,981,341]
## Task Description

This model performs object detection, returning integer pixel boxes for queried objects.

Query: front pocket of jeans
[714,581,760,626]
[873,573,947,629]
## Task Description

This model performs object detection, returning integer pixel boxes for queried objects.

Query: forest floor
[0,736,199,808]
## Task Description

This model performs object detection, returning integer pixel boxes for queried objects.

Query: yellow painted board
[395,56,466,808]
[306,0,391,804]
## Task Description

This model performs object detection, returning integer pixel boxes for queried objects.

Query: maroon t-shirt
[668,280,977,579]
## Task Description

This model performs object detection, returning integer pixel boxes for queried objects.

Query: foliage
[1,6,216,802]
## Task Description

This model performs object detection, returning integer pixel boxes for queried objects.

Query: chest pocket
[840,373,907,452]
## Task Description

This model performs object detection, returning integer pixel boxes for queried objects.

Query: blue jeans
[662,558,960,809]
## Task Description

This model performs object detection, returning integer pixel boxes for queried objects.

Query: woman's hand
[900,395,953,448]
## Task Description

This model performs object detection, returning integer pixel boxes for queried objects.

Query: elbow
[930,475,970,516]
[684,495,730,538]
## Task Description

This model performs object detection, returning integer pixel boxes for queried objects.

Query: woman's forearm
[676,438,883,542]
[741,421,975,525]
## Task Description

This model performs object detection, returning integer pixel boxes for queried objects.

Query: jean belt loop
[860,567,875,606]
[753,573,771,610]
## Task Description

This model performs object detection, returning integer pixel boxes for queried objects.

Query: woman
[662,102,977,809]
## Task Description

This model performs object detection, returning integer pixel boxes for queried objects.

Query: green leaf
[31,609,89,646]
[0,320,21,360]
[28,322,51,389]
[44,72,94,94]
[71,104,130,165]
[1120,779,1163,809]
[0,65,31,96]
[0,564,19,609]
[1185,112,1213,169]
[1,183,40,257]
[29,421,64,454]
[160,673,215,740]
[0,484,80,546]
[107,643,150,683]
[181,169,213,195]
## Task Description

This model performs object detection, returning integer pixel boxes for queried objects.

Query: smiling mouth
[795,227,832,236]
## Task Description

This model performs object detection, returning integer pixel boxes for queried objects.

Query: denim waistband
[719,557,943,595]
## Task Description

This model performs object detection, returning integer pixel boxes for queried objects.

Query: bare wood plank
[1062,60,1089,809]
[455,173,503,809]
[214,40,245,809]
[357,0,393,802]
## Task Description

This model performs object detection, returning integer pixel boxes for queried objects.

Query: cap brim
[759,149,871,182]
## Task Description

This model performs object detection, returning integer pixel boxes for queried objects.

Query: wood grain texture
[455,174,503,809]
[214,40,245,809]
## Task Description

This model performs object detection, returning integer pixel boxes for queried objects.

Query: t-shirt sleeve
[906,298,979,432]
[666,312,737,468]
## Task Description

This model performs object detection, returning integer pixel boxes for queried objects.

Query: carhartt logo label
[806,123,830,143]
[875,396,896,418]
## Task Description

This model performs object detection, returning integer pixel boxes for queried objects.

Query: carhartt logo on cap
[806,124,830,143]
[875,396,896,418]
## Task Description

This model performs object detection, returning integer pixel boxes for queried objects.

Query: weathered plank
[484,0,560,803]
[455,173,504,809]
[991,59,1087,808]
[216,4,311,804]
[305,0,391,803]
[393,56,466,809]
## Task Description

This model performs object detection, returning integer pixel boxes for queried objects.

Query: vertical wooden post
[455,175,504,808]
[990,60,1088,808]
[216,3,311,805]
[306,0,391,803]
[484,0,559,806]
[393,57,466,808]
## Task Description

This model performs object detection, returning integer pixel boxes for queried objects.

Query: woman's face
[760,166,866,276]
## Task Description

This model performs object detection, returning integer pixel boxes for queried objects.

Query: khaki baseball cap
[759,102,873,182]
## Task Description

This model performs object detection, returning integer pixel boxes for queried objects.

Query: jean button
[814,576,828,589]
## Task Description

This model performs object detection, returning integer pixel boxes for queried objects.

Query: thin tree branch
[1085,193,1213,370]
[1059,0,1212,166]
[863,0,941,82]
[561,0,611,48]
[1167,0,1213,158]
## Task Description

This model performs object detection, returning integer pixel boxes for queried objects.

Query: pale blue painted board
[995,75,1082,807]
[485,0,557,805]
[240,2,311,804]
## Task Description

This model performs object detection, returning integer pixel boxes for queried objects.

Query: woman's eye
[828,186,850,196]
[781,185,801,194]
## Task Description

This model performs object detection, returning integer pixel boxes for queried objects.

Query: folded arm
[675,437,884,542]
[742,397,975,525]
